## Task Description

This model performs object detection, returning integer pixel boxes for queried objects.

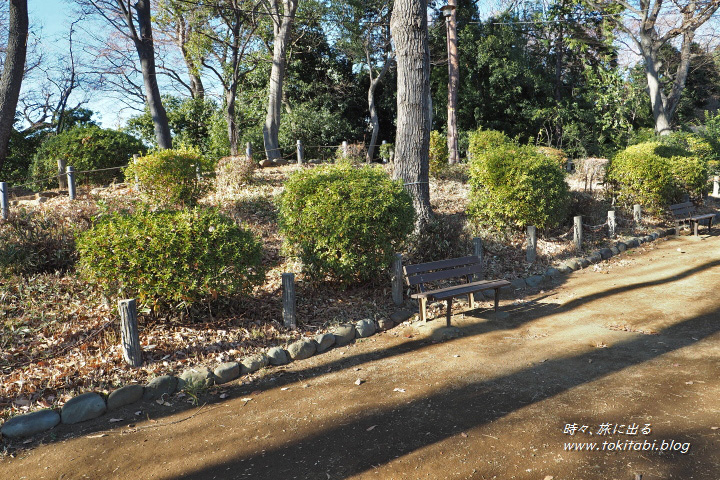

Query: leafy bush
[214,155,256,197]
[278,164,415,284]
[0,205,93,275]
[335,143,367,164]
[429,130,449,177]
[31,125,145,186]
[468,128,512,158]
[669,154,709,199]
[124,146,213,207]
[76,208,264,310]
[404,213,472,264]
[606,142,700,208]
[468,142,570,230]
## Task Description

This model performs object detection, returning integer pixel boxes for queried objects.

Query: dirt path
[2,233,720,480]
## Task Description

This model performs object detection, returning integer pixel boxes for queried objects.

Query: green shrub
[278,164,415,284]
[31,125,145,186]
[76,208,264,310]
[468,128,512,158]
[124,146,213,207]
[468,143,570,230]
[429,130,449,177]
[606,142,681,208]
[607,142,708,207]
[214,155,256,197]
[536,146,568,168]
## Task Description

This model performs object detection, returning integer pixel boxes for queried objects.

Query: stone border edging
[0,227,676,440]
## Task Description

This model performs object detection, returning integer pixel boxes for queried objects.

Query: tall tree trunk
[132,0,173,149]
[0,0,28,174]
[639,32,672,135]
[391,0,433,230]
[263,0,298,162]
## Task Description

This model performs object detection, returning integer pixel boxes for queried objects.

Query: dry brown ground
[1,229,719,479]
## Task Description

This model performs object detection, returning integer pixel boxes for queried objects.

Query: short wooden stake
[246,142,252,162]
[392,253,403,306]
[342,140,348,158]
[473,237,483,281]
[296,139,304,164]
[608,210,616,238]
[633,204,642,225]
[118,299,142,367]
[66,166,76,200]
[282,273,297,329]
[57,158,67,189]
[0,182,9,221]
[526,225,537,263]
[713,176,720,197]
[574,216,583,251]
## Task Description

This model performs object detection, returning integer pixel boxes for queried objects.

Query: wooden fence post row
[118,299,143,367]
[633,204,642,225]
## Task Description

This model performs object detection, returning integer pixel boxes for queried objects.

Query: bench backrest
[403,256,482,290]
[669,201,695,218]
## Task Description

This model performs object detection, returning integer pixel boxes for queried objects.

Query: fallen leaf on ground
[393,388,406,393]
[355,378,364,385]
[108,418,123,423]
[366,425,377,431]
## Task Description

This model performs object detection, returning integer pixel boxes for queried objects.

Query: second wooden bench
[669,201,715,236]
[403,256,510,326]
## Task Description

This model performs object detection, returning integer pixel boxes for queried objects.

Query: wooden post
[608,210,616,238]
[713,176,719,197]
[342,141,348,158]
[526,226,537,263]
[566,159,573,173]
[296,139,304,164]
[66,166,76,200]
[0,182,9,221]
[574,215,583,251]
[392,253,403,306]
[57,158,67,189]
[633,204,642,225]
[246,142,252,162]
[282,273,297,329]
[132,154,139,187]
[118,299,142,367]
[473,237,483,281]
[195,164,202,180]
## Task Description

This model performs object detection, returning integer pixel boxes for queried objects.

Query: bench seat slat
[410,279,510,300]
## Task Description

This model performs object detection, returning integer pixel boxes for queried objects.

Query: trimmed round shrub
[429,130,449,177]
[124,146,213,207]
[31,125,145,186]
[214,155,256,197]
[606,142,707,208]
[76,208,264,310]
[278,164,415,284]
[468,143,570,230]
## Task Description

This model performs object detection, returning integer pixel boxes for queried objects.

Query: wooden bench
[403,256,511,326]
[669,201,716,236]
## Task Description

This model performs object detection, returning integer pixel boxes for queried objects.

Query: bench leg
[446,299,452,327]
[419,297,427,323]
[468,292,475,309]
[493,288,500,312]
